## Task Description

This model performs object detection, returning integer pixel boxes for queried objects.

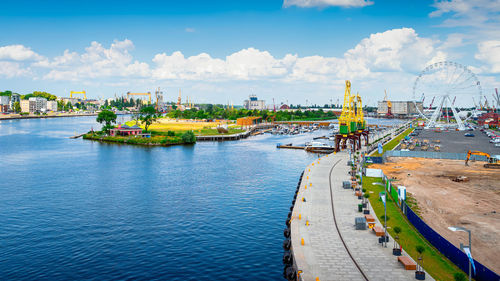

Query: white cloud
[0,61,30,78]
[283,0,373,8]
[475,40,500,73]
[185,27,195,33]
[152,28,445,84]
[152,48,291,81]
[429,0,500,27]
[0,45,44,61]
[38,39,150,81]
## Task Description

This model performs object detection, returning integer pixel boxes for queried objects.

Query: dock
[288,151,432,281]
[277,144,306,150]
[69,133,87,139]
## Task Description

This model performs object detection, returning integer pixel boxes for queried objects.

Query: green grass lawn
[193,128,245,136]
[371,127,414,157]
[363,177,463,280]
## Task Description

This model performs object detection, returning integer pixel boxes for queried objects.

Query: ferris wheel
[412,61,482,130]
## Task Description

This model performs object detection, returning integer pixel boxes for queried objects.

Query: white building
[29,97,47,112]
[243,95,266,110]
[0,95,10,106]
[377,101,423,117]
[47,100,58,112]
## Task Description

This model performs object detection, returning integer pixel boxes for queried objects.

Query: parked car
[464,133,475,137]
[495,143,500,147]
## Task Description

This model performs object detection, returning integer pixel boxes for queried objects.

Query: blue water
[0,116,401,280]
[0,116,336,280]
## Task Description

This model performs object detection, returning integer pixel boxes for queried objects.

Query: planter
[363,209,370,214]
[392,248,402,256]
[362,202,367,208]
[358,196,362,199]
[358,204,363,212]
[415,271,425,280]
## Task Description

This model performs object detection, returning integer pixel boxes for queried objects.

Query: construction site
[370,155,500,272]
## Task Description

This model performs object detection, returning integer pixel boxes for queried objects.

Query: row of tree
[164,107,337,121]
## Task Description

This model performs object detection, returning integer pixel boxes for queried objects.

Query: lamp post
[448,226,472,281]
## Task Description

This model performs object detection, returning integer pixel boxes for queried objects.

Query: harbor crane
[70,91,87,100]
[384,90,393,117]
[127,92,151,105]
[335,80,368,152]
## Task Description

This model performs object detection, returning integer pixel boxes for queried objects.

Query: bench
[372,226,385,236]
[398,256,417,270]
[364,214,375,222]
[355,191,362,197]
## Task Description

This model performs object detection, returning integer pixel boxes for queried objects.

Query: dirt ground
[371,157,500,272]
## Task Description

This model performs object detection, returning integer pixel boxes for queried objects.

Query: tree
[96,110,117,133]
[138,106,158,132]
[13,101,21,113]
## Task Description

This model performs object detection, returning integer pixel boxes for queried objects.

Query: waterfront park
[1,1,499,281]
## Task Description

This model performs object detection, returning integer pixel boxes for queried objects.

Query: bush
[453,272,466,281]
[181,131,196,144]
[167,131,175,136]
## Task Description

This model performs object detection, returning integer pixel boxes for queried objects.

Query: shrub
[453,272,466,281]
[181,131,196,144]
[167,131,175,136]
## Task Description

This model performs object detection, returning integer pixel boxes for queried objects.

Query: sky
[0,0,499,106]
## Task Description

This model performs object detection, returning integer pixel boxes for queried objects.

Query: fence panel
[406,206,499,281]
[385,150,489,162]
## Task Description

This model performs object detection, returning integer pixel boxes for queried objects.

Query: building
[236,116,262,126]
[109,124,143,136]
[20,100,30,113]
[10,93,20,109]
[243,95,266,110]
[477,112,499,128]
[29,97,47,113]
[377,101,423,117]
[47,100,58,112]
[0,96,10,111]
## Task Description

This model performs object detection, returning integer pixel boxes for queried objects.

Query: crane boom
[70,91,86,100]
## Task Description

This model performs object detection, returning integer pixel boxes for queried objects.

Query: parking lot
[409,128,500,155]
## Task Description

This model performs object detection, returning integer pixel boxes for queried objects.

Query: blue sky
[0,0,499,106]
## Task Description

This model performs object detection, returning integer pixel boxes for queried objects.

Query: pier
[288,151,432,281]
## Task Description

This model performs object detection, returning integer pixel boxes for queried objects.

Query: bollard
[306,220,309,226]
[307,176,309,179]
[316,278,320,281]
[301,238,305,245]
[309,183,312,187]
[298,214,301,220]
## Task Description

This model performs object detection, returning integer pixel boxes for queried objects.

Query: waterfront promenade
[290,151,433,281]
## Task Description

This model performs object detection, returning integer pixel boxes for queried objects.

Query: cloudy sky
[0,0,499,106]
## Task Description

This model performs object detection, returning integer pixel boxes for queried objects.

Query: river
[0,116,400,280]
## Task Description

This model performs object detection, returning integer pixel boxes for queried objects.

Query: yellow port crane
[384,89,392,116]
[339,80,353,136]
[465,150,500,169]
[127,92,151,105]
[355,93,365,132]
[70,91,86,100]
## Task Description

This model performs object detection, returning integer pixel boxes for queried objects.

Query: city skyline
[0,0,499,106]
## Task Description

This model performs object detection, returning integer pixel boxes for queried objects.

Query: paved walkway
[290,151,434,281]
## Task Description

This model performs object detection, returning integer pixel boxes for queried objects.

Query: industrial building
[377,101,423,117]
[243,95,266,110]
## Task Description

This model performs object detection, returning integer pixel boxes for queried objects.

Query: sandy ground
[371,157,500,272]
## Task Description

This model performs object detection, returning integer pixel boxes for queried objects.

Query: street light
[448,226,472,281]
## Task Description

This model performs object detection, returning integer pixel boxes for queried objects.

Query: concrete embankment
[284,151,431,281]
